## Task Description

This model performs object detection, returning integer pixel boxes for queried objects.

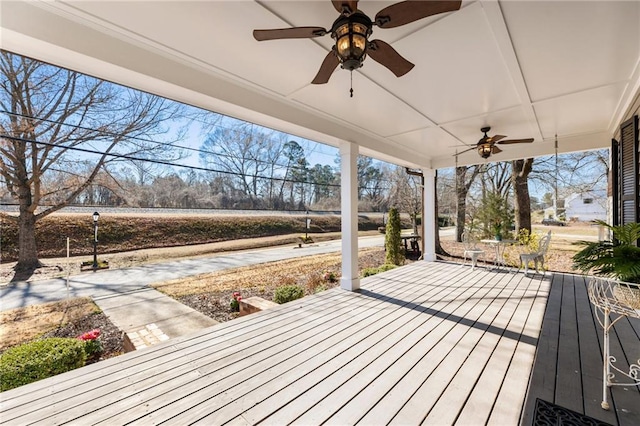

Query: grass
[0,298,99,352]
[152,251,350,298]
[0,213,388,262]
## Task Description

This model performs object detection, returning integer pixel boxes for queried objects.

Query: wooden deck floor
[1,262,638,425]
[522,272,640,426]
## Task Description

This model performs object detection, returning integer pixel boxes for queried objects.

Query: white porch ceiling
[1,0,639,169]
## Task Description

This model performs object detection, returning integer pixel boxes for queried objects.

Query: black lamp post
[92,211,100,270]
[305,210,309,240]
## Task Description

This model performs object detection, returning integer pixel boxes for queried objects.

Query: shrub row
[0,338,87,392]
[274,285,305,304]
[361,264,398,277]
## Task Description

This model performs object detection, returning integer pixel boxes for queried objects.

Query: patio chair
[587,277,640,410]
[519,231,551,276]
[462,231,484,270]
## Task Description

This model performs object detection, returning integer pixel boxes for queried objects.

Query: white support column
[340,141,360,291]
[423,168,436,262]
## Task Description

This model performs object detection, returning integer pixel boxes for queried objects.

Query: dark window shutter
[617,115,639,228]
[611,138,619,226]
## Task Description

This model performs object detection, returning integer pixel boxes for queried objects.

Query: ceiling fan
[253,0,461,95]
[459,126,535,159]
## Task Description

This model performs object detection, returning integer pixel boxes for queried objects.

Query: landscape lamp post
[305,210,309,240]
[92,211,100,270]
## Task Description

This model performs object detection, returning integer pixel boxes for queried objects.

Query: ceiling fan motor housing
[331,12,373,71]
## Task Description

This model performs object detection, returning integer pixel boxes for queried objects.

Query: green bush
[385,207,404,266]
[274,285,305,304]
[361,264,398,277]
[378,264,398,273]
[361,267,380,277]
[0,338,86,391]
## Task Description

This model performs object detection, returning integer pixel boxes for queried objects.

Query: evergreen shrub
[274,285,305,304]
[0,338,86,391]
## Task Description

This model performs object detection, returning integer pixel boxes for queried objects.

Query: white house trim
[340,141,360,292]
[422,168,436,262]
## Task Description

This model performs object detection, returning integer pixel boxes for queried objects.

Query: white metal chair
[462,231,484,270]
[587,277,640,410]
[519,231,551,276]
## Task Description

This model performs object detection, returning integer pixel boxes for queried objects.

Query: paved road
[0,235,385,312]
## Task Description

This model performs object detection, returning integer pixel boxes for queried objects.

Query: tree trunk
[455,165,480,242]
[434,170,449,256]
[455,167,467,242]
[512,158,534,234]
[17,209,40,270]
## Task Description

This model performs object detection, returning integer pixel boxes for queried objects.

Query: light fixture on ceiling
[253,1,462,96]
[477,142,493,159]
[456,126,535,159]
[332,12,372,72]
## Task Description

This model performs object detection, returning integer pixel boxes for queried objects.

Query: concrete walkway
[1,235,385,343]
[93,288,218,345]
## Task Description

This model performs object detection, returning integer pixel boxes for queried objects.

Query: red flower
[78,329,101,341]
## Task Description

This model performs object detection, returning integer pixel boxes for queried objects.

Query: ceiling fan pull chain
[350,71,354,98]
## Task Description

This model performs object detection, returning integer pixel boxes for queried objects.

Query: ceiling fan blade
[497,138,535,145]
[456,146,476,155]
[491,146,503,154]
[253,27,327,41]
[487,134,506,143]
[312,51,340,84]
[332,0,359,14]
[375,0,462,29]
[367,40,414,77]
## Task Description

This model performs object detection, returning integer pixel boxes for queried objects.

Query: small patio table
[401,234,421,257]
[481,238,517,271]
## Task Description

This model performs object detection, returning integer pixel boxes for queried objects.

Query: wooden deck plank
[10,263,440,420]
[267,269,513,425]
[486,274,550,426]
[519,272,564,424]
[453,274,546,425]
[389,272,526,424]
[573,274,619,425]
[87,264,446,424]
[606,314,640,426]
[421,273,541,425]
[0,287,352,409]
[164,264,472,424]
[6,290,365,423]
[5,262,424,414]
[357,271,520,425]
[554,273,584,413]
[521,273,640,426]
[320,270,516,426]
[4,264,637,426]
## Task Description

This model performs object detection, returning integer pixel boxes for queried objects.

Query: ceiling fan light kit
[332,12,372,72]
[478,143,493,159]
[252,0,462,96]
[457,126,535,160]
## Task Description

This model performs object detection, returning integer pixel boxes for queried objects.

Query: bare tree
[0,51,184,269]
[455,165,480,242]
[512,158,534,233]
[388,166,422,234]
[200,123,274,204]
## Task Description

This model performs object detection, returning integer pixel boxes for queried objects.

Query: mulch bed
[41,312,124,363]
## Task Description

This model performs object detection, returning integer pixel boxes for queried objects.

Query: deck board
[521,273,640,426]
[2,262,639,425]
[555,273,583,413]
